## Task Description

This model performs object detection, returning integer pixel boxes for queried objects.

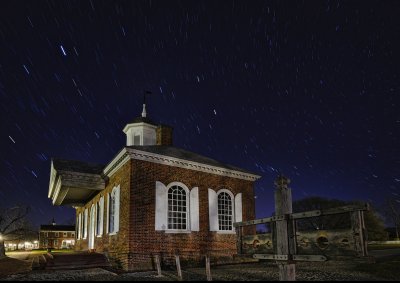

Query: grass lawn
[0,256,31,279]
[6,249,47,255]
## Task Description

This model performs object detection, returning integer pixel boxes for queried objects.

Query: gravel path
[0,261,393,281]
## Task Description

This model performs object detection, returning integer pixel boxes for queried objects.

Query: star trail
[0,0,399,228]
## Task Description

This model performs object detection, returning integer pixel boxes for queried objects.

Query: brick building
[39,220,75,249]
[48,103,261,270]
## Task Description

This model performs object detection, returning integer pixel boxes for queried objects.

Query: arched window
[209,188,241,233]
[96,196,104,236]
[217,191,233,231]
[167,185,188,230]
[83,209,88,239]
[155,181,199,232]
[107,186,120,234]
[109,193,116,233]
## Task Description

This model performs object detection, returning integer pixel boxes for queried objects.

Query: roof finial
[142,90,152,118]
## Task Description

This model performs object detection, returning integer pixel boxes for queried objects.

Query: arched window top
[216,188,235,199]
[111,184,120,195]
[167,181,190,194]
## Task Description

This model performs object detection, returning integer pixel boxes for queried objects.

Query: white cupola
[123,102,157,146]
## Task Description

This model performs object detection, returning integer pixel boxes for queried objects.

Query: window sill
[216,231,236,234]
[96,235,103,238]
[164,230,191,234]
[109,232,118,236]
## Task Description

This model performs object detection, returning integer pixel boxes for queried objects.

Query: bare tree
[0,205,30,258]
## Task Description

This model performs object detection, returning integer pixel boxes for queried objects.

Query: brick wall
[128,159,256,270]
[75,160,132,269]
[156,125,173,146]
[39,231,75,249]
[74,158,256,271]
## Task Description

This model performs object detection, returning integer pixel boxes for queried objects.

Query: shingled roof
[130,116,157,126]
[52,158,105,175]
[126,145,258,175]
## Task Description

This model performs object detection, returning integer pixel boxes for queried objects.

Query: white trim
[122,122,157,133]
[98,196,104,236]
[105,153,130,178]
[235,193,243,223]
[155,181,168,231]
[208,189,219,232]
[190,187,199,232]
[103,148,261,181]
[106,193,110,234]
[166,181,190,194]
[216,231,236,234]
[88,204,95,249]
[165,230,192,234]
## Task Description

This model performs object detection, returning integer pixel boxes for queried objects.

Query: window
[55,232,59,237]
[208,189,243,233]
[54,240,58,246]
[107,186,120,234]
[63,232,67,237]
[72,232,75,237]
[155,181,199,232]
[109,194,115,233]
[96,196,104,236]
[134,134,140,145]
[77,214,82,239]
[218,192,233,231]
[83,209,88,239]
[167,185,188,230]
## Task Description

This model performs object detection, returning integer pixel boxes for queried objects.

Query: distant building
[39,219,75,249]
[48,102,260,270]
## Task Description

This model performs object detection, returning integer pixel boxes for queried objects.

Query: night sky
[0,0,398,229]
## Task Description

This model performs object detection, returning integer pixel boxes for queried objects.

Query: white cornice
[123,122,158,133]
[103,147,261,181]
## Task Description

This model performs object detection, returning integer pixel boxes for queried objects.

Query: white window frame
[166,182,190,233]
[216,189,235,233]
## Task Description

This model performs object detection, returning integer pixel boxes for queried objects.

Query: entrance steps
[44,252,111,270]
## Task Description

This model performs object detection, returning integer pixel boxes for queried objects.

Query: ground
[1,249,400,281]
